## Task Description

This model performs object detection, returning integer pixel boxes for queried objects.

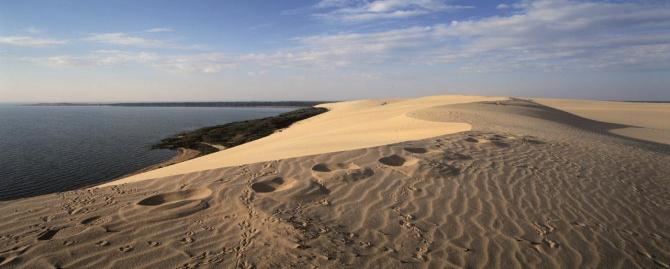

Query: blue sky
[1,0,669,102]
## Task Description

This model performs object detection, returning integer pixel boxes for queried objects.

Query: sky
[1,0,669,102]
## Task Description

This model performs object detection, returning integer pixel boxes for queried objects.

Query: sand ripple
[0,99,668,268]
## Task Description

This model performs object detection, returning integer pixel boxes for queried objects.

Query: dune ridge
[535,98,670,145]
[103,95,506,186]
[0,97,668,268]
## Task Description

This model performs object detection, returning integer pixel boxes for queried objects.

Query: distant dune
[535,98,670,144]
[0,95,668,268]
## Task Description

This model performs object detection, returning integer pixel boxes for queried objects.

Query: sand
[117,148,202,179]
[535,98,670,145]
[0,96,669,268]
[104,95,506,186]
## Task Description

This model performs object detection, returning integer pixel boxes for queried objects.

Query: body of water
[0,105,293,200]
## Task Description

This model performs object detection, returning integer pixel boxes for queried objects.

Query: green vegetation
[152,107,329,154]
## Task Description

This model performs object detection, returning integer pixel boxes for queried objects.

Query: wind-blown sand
[1,96,669,268]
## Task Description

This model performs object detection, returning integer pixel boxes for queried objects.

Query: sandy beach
[1,96,669,268]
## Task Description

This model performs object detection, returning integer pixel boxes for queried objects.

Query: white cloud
[145,27,174,33]
[313,0,472,22]
[315,0,354,8]
[23,50,235,74]
[20,0,670,73]
[0,36,67,47]
[283,0,670,71]
[496,3,510,9]
[84,32,204,49]
[85,33,170,47]
[23,50,153,67]
[429,0,670,70]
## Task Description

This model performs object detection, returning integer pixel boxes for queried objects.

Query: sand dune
[104,95,505,186]
[1,97,669,268]
[535,98,670,145]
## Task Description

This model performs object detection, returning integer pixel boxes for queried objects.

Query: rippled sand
[0,98,668,268]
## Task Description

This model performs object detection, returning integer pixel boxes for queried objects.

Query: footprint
[52,226,88,239]
[250,175,329,203]
[119,188,213,224]
[311,163,360,173]
[251,177,296,193]
[80,216,101,225]
[90,216,112,226]
[403,147,428,154]
[180,237,194,244]
[379,154,418,167]
[464,137,479,143]
[96,240,110,247]
[37,228,61,241]
[443,151,471,160]
[311,164,331,172]
[489,134,506,140]
[118,245,133,252]
[312,162,374,182]
[137,189,212,206]
[522,136,545,145]
[379,155,406,166]
[489,134,518,141]
[492,141,510,147]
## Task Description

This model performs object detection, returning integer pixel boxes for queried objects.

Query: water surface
[0,105,293,200]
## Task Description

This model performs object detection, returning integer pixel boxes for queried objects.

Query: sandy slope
[1,97,669,269]
[535,98,670,145]
[104,95,505,186]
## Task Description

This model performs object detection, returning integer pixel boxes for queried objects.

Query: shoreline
[25,101,332,107]
[105,95,506,186]
[112,147,203,182]
[109,141,230,186]
[84,147,203,190]
[107,96,670,187]
[98,107,329,187]
[150,107,328,152]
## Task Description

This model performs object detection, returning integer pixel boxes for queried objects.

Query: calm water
[0,105,293,200]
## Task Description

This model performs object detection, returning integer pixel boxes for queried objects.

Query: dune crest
[104,95,505,186]
[535,98,670,144]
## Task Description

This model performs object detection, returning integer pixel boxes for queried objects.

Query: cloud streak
[22,50,234,74]
[0,36,67,47]
[145,27,173,33]
[85,33,171,48]
[17,0,670,74]
[84,32,201,49]
[313,0,472,22]
[278,0,670,71]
